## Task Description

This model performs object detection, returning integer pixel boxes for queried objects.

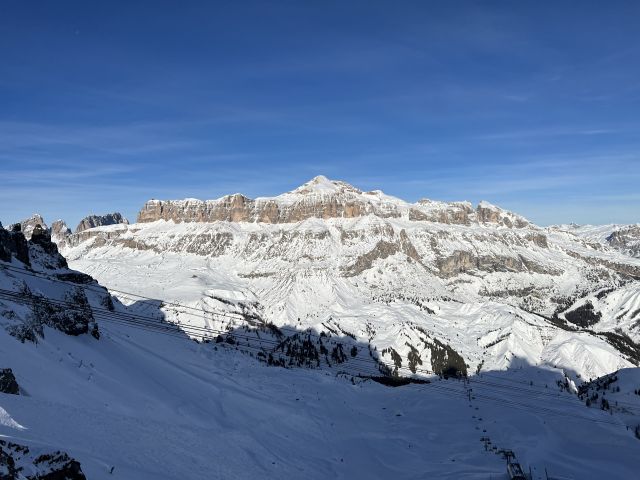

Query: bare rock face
[436,250,555,278]
[0,225,30,265]
[343,240,402,277]
[8,214,47,240]
[59,223,132,250]
[409,200,473,225]
[1,223,102,340]
[476,201,530,228]
[29,224,68,269]
[137,177,405,224]
[526,232,548,248]
[50,220,72,245]
[0,440,87,480]
[342,229,424,277]
[75,212,129,233]
[0,368,19,394]
[27,286,98,338]
[136,176,532,229]
[1,219,107,342]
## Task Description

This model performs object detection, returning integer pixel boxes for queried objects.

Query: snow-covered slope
[552,223,640,258]
[54,177,640,383]
[579,367,640,414]
[3,306,638,479]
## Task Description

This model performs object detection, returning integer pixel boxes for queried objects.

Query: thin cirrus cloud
[1,2,639,226]
[471,127,621,141]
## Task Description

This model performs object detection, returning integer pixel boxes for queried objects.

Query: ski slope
[1,316,638,480]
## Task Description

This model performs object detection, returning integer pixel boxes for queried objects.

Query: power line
[0,286,635,427]
[2,262,638,425]
[0,262,248,322]
[475,372,640,410]
[4,261,640,410]
[0,287,398,377]
[0,263,445,376]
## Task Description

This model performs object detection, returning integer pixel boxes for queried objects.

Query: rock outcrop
[8,215,47,240]
[28,224,68,270]
[476,201,530,228]
[0,227,30,265]
[0,440,86,480]
[408,200,473,224]
[75,212,129,233]
[26,286,99,339]
[49,214,128,249]
[50,220,72,245]
[1,219,107,342]
[0,368,19,394]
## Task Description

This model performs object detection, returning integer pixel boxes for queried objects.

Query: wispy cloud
[472,127,622,141]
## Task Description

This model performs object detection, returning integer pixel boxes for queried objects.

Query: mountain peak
[288,175,362,196]
[8,214,48,240]
[310,174,330,184]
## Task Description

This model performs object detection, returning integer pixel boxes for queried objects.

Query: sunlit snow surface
[63,217,638,381]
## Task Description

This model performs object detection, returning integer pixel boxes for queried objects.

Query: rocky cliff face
[0,440,87,480]
[0,368,19,394]
[51,220,72,244]
[49,214,128,250]
[4,218,70,268]
[8,214,47,240]
[136,175,531,228]
[136,177,404,224]
[75,212,129,233]
[476,201,530,228]
[0,220,110,342]
[0,227,30,265]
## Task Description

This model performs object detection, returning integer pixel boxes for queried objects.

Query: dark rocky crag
[0,220,107,342]
[0,226,30,265]
[0,368,19,394]
[0,440,86,480]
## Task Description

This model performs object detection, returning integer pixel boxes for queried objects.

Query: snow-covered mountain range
[48,176,640,382]
[2,177,640,479]
[0,221,638,479]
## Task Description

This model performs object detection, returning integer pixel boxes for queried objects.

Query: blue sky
[1,1,639,228]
